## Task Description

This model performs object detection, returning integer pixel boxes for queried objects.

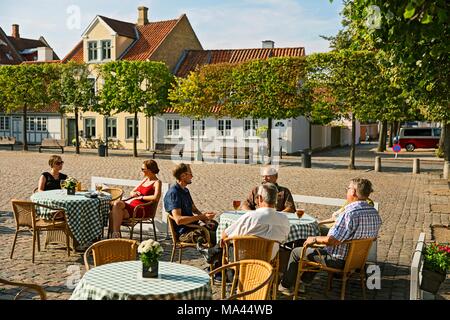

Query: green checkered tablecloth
[217,210,320,243]
[70,261,212,300]
[30,190,111,247]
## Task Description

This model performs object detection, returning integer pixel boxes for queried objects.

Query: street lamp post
[195,119,202,161]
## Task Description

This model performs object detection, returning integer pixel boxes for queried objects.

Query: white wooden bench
[0,136,16,150]
[38,138,65,153]
[292,194,379,263]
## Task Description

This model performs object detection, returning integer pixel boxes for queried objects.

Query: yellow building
[62,6,202,150]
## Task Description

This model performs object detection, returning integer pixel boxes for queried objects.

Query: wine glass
[232,200,241,213]
[59,180,66,194]
[95,183,103,194]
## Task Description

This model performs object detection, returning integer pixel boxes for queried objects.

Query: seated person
[241,166,295,213]
[197,182,290,267]
[110,160,162,238]
[164,163,218,246]
[278,178,382,296]
[319,198,375,236]
[37,155,67,192]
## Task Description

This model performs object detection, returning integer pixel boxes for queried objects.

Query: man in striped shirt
[279,178,382,296]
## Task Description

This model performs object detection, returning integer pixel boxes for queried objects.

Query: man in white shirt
[197,182,290,264]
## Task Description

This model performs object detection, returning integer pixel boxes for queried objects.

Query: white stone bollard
[413,158,420,174]
[444,160,449,180]
[374,156,381,172]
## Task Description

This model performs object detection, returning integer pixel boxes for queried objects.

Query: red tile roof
[175,47,305,77]
[98,16,136,39]
[61,41,83,63]
[164,106,223,114]
[122,18,179,61]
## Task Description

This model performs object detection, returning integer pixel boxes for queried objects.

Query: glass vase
[142,261,159,278]
[67,187,76,195]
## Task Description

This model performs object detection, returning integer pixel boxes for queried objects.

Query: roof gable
[175,47,305,77]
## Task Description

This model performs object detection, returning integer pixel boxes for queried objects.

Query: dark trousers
[281,247,345,288]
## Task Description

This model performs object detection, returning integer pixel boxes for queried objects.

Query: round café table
[30,190,111,247]
[70,260,212,300]
[216,210,320,243]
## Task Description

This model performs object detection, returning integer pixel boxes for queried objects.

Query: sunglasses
[55,161,64,165]
[141,168,147,171]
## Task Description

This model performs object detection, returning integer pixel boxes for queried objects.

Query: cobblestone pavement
[0,145,448,300]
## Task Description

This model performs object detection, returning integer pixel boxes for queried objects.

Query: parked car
[397,127,441,151]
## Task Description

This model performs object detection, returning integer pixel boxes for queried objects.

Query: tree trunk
[22,104,28,151]
[133,111,138,157]
[348,114,356,170]
[388,122,394,148]
[443,122,450,162]
[267,118,272,164]
[393,121,400,142]
[105,116,109,157]
[75,107,80,154]
[377,120,387,152]
[438,121,445,151]
[308,118,312,151]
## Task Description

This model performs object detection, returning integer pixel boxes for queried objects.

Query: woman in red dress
[110,160,162,238]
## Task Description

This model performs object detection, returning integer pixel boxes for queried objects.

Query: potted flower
[62,176,78,195]
[138,239,163,278]
[420,242,450,294]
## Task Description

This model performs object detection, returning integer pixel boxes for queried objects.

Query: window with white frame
[217,119,232,136]
[0,116,11,131]
[244,119,259,137]
[84,118,96,138]
[191,120,205,137]
[26,117,47,132]
[101,40,111,60]
[88,41,98,61]
[126,118,139,139]
[106,118,117,138]
[166,119,180,136]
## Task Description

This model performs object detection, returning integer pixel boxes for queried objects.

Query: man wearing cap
[241,166,295,213]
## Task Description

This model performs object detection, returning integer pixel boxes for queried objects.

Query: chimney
[12,24,20,38]
[262,40,275,49]
[137,6,149,26]
[37,47,54,62]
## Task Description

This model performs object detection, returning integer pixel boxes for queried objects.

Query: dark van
[398,127,441,151]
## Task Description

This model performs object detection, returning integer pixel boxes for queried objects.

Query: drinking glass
[296,208,305,219]
[95,183,103,193]
[232,200,241,213]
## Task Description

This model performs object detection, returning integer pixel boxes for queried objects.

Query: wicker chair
[209,259,274,300]
[293,237,375,300]
[84,238,138,270]
[121,200,159,242]
[102,187,124,202]
[102,187,124,238]
[222,235,279,299]
[0,278,47,300]
[10,199,71,263]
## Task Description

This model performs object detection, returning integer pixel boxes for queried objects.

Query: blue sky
[0,0,344,59]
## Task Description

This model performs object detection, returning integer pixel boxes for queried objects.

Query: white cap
[260,166,278,176]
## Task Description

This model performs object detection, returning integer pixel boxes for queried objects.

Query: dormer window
[88,41,98,61]
[101,40,111,60]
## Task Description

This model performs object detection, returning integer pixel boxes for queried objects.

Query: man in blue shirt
[164,163,217,245]
[278,178,382,296]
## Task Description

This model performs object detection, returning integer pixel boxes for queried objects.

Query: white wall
[290,116,309,152]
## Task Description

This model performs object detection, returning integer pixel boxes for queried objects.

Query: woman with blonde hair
[110,160,162,238]
[37,155,68,192]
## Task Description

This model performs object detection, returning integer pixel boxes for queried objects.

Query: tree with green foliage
[99,61,173,157]
[58,62,97,154]
[169,63,234,160]
[0,64,60,151]
[228,57,310,162]
[332,0,449,160]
